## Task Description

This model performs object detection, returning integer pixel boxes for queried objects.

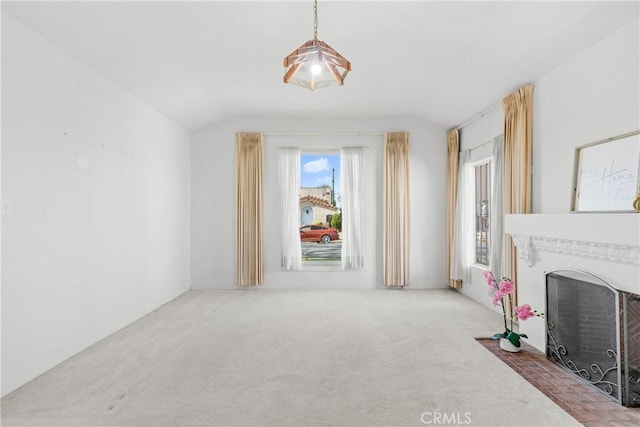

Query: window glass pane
[300,154,342,263]
[475,162,491,266]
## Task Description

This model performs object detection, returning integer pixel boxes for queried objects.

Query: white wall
[456,18,640,327]
[533,17,640,213]
[191,117,446,289]
[1,14,191,396]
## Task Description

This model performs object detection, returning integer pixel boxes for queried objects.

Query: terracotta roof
[299,195,338,211]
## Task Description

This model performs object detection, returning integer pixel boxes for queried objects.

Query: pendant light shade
[283,1,351,90]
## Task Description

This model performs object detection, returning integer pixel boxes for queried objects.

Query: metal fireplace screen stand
[545,270,640,407]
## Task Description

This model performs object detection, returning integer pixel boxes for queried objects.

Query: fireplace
[545,270,640,407]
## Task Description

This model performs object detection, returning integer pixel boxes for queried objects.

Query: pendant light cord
[313,0,318,41]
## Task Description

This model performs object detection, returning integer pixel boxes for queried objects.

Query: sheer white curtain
[489,135,504,278]
[277,147,302,270]
[450,150,474,285]
[341,147,365,269]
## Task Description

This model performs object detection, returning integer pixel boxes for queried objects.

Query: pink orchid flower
[516,304,535,321]
[492,292,501,306]
[498,279,514,296]
[483,271,496,288]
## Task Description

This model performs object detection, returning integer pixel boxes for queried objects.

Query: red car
[300,225,339,244]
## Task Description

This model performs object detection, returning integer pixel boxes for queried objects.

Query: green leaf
[519,333,528,339]
[506,331,522,348]
[492,332,508,340]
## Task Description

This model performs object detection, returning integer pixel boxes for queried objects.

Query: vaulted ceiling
[2,1,638,131]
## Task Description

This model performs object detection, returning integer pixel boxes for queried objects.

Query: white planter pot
[499,337,521,353]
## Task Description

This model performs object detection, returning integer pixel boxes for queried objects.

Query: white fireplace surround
[504,213,640,352]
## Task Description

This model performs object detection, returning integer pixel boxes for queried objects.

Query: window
[300,154,341,263]
[272,135,372,275]
[474,161,491,266]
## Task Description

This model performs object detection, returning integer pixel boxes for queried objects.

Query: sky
[301,154,341,205]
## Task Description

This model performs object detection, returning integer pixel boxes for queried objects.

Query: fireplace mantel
[504,213,640,267]
[503,213,640,352]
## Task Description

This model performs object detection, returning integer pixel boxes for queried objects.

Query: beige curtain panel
[236,132,264,286]
[446,129,462,289]
[502,85,534,298]
[383,132,410,287]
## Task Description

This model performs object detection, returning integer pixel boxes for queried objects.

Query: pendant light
[283,0,351,90]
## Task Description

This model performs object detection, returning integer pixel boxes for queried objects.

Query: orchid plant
[483,271,544,349]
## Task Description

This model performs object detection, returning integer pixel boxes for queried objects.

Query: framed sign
[571,130,640,212]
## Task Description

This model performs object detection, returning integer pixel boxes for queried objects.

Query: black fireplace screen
[546,271,639,407]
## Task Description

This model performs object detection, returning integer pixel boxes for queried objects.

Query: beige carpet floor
[1,289,579,426]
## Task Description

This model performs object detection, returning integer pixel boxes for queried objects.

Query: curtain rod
[455,102,501,131]
[455,83,534,131]
[264,131,385,136]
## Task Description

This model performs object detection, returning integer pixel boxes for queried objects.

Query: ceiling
[2,1,638,132]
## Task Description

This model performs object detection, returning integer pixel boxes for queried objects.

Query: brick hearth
[476,338,640,427]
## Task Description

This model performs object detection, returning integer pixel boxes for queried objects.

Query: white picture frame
[571,130,640,212]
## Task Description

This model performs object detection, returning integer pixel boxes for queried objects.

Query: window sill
[301,262,342,272]
[279,262,365,272]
